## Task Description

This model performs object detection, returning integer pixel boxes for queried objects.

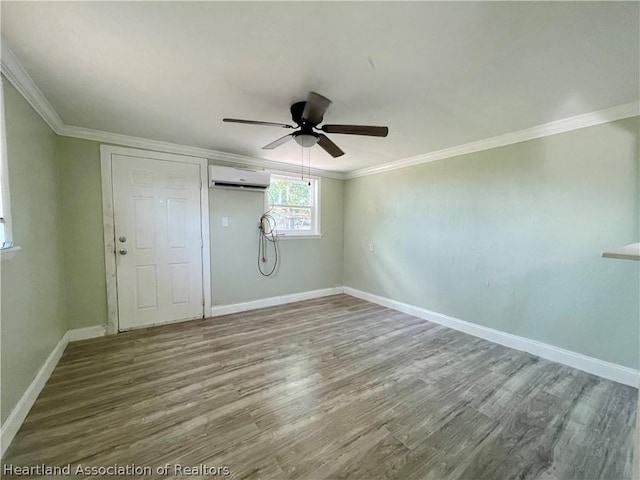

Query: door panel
[169,263,190,304]
[112,154,204,330]
[135,265,158,309]
[167,199,187,247]
[134,197,155,249]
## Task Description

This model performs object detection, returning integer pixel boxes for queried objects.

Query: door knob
[119,248,128,255]
[119,235,127,243]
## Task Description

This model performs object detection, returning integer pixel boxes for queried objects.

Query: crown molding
[1,40,64,134]
[58,124,346,179]
[2,37,638,181]
[0,38,346,180]
[345,101,640,179]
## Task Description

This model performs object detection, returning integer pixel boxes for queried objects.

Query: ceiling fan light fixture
[293,132,319,148]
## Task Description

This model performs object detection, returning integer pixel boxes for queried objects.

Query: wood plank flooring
[2,295,637,479]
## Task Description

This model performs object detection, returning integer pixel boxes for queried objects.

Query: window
[0,77,13,250]
[266,174,321,237]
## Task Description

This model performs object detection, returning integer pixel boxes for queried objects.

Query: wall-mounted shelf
[602,243,640,261]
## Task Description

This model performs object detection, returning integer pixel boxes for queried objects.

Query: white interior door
[112,154,204,330]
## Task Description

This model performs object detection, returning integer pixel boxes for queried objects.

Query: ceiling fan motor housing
[291,100,320,146]
[291,101,316,126]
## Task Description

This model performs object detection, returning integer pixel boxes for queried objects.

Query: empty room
[0,2,638,479]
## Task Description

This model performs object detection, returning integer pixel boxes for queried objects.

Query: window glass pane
[266,175,318,234]
[0,77,9,247]
[0,171,3,219]
[268,178,312,207]
[0,79,4,226]
[270,206,312,231]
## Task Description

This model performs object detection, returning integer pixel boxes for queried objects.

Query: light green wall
[210,175,344,305]
[58,138,107,329]
[55,138,344,313]
[344,117,640,369]
[1,80,68,423]
[2,78,638,428]
[2,122,342,425]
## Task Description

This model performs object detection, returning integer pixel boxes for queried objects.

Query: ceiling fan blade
[262,134,294,150]
[321,124,389,137]
[223,118,294,129]
[317,134,345,158]
[302,92,332,125]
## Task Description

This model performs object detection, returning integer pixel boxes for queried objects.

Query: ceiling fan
[223,91,389,158]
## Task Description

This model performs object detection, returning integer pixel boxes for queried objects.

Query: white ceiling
[2,2,638,173]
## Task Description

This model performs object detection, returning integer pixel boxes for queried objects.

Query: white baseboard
[67,325,107,342]
[0,325,107,459]
[210,287,345,317]
[344,287,640,388]
[0,333,66,458]
[2,285,636,459]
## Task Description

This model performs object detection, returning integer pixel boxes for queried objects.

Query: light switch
[369,243,374,252]
[222,216,229,227]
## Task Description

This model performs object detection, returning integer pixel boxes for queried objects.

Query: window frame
[264,172,322,239]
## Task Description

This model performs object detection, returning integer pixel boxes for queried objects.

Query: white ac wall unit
[208,165,271,191]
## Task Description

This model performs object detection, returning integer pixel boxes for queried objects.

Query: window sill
[277,234,323,240]
[1,245,21,260]
[602,242,640,261]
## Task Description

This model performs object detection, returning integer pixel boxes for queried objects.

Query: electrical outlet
[369,243,375,252]
[222,216,229,227]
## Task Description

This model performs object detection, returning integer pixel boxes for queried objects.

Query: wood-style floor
[3,295,637,479]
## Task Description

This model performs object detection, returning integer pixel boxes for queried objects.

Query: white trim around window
[0,76,17,259]
[265,172,322,239]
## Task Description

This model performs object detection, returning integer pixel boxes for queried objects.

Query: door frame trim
[100,145,212,334]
